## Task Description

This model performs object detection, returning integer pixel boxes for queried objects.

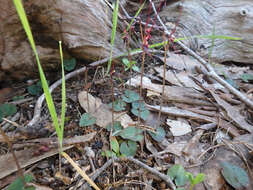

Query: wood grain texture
[159,0,253,64]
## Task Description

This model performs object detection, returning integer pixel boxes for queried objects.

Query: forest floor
[1,1,253,189]
[1,49,253,190]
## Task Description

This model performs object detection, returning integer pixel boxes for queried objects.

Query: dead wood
[159,0,253,64]
[0,0,127,81]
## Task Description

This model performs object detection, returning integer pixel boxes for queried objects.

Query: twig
[148,0,253,109]
[82,157,176,190]
[123,157,176,190]
[81,158,113,189]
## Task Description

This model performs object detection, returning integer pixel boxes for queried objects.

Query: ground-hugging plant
[167,164,205,190]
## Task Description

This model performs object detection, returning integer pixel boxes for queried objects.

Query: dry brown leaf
[146,104,240,137]
[150,142,187,157]
[78,91,133,128]
[155,67,202,90]
[127,76,212,106]
[0,146,72,179]
[55,171,72,185]
[27,183,53,190]
[210,91,253,133]
[154,67,182,86]
[158,53,205,72]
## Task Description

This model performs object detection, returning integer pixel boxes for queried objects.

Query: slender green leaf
[107,0,119,74]
[174,35,242,42]
[126,1,146,32]
[59,41,66,150]
[111,136,120,154]
[13,0,61,144]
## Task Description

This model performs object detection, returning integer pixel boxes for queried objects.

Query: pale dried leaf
[27,183,53,190]
[147,104,240,137]
[210,91,253,133]
[158,53,205,72]
[167,119,192,136]
[150,142,187,157]
[155,67,201,90]
[127,76,211,106]
[78,91,133,128]
[0,146,72,179]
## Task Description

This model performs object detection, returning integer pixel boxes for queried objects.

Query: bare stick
[123,157,176,190]
[148,0,253,109]
[82,157,176,190]
[81,158,113,189]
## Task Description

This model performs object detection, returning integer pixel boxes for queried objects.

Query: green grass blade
[174,35,242,42]
[107,0,119,74]
[59,41,66,149]
[126,1,146,32]
[13,0,61,141]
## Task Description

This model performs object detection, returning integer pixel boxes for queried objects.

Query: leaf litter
[1,32,253,190]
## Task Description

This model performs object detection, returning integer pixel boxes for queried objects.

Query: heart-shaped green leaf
[8,173,34,190]
[131,101,146,110]
[0,104,17,118]
[0,111,2,122]
[148,126,166,142]
[108,99,126,112]
[27,81,43,96]
[79,113,96,127]
[63,58,76,71]
[106,121,123,136]
[131,108,149,121]
[120,140,137,156]
[220,161,249,189]
[122,90,140,103]
[132,65,140,73]
[167,164,188,186]
[225,78,239,89]
[241,73,253,83]
[119,127,143,142]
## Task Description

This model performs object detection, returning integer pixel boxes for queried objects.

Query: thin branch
[123,157,176,190]
[82,157,176,190]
